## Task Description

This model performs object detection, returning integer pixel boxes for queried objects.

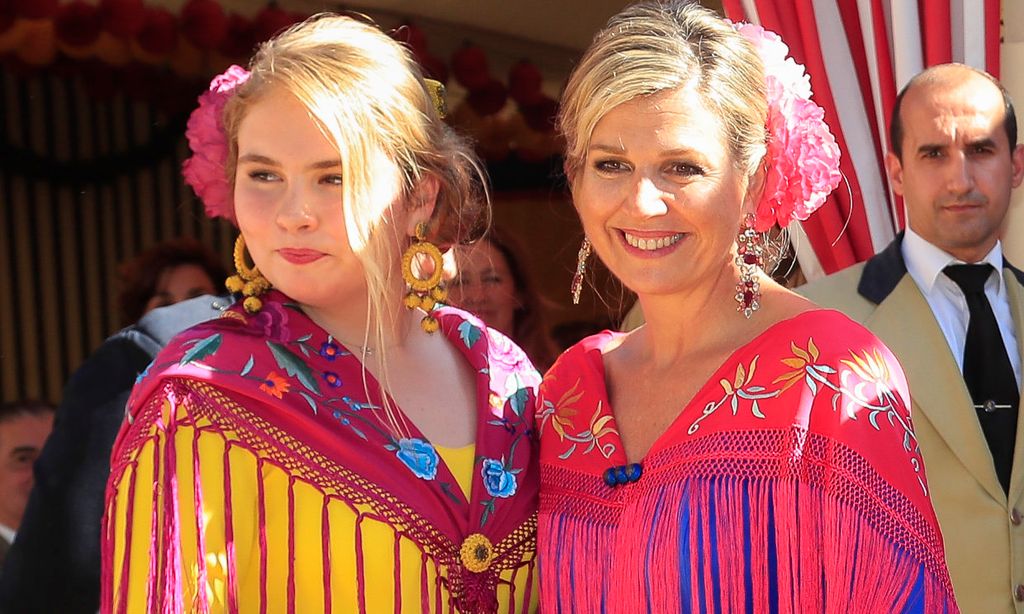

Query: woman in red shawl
[536,2,957,612]
[102,15,539,613]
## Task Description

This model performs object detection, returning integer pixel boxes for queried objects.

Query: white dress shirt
[902,227,1021,387]
[0,523,15,546]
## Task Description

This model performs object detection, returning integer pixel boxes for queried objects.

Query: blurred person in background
[445,228,559,370]
[0,400,54,566]
[116,236,226,326]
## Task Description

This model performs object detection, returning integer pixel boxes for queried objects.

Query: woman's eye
[248,170,281,182]
[668,162,704,176]
[321,174,343,186]
[594,159,629,173]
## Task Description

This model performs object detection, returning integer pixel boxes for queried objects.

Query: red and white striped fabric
[721,0,1002,279]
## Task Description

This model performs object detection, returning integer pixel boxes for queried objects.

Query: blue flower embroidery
[319,341,341,361]
[396,438,438,480]
[481,458,517,498]
[322,371,342,388]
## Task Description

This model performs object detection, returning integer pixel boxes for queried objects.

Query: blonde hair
[559,1,768,182]
[223,14,487,424]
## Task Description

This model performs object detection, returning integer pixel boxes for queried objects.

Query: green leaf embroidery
[509,387,529,417]
[266,341,321,394]
[179,334,222,365]
[240,355,255,377]
[480,499,496,527]
[298,391,318,415]
[440,482,463,505]
[457,320,482,348]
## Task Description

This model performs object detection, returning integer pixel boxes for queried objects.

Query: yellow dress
[108,394,537,613]
[103,298,541,613]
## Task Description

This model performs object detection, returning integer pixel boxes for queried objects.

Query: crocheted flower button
[460,533,495,573]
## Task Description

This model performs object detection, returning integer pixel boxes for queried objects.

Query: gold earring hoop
[226,234,271,314]
[570,237,592,305]
[401,222,446,333]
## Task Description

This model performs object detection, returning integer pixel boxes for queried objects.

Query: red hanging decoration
[452,42,490,91]
[13,0,58,20]
[98,0,145,39]
[252,4,294,43]
[508,59,543,106]
[55,1,102,49]
[180,0,227,51]
[135,7,177,56]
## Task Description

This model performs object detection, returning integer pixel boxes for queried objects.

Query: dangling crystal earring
[225,234,271,314]
[734,215,763,318]
[401,222,446,333]
[571,237,592,305]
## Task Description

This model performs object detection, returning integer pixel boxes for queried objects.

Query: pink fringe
[393,533,403,612]
[222,441,238,611]
[355,515,367,613]
[256,458,268,614]
[540,474,955,612]
[160,415,183,613]
[286,476,296,614]
[192,429,209,613]
[146,430,161,613]
[321,499,332,614]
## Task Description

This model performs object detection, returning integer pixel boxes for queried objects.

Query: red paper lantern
[414,49,448,85]
[135,6,177,57]
[452,43,490,91]
[521,95,559,133]
[12,0,57,20]
[55,1,102,49]
[98,0,145,39]
[218,13,256,59]
[0,0,14,34]
[252,5,294,43]
[392,22,427,54]
[181,0,228,51]
[509,60,543,106]
[466,79,507,117]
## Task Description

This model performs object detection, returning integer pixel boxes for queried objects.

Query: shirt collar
[902,226,1005,294]
[0,523,16,544]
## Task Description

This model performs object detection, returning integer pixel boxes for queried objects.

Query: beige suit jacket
[800,236,1024,614]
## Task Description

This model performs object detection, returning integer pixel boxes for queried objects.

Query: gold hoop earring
[570,237,591,305]
[226,234,271,314]
[401,222,446,333]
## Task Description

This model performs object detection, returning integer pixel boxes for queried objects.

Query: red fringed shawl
[536,309,958,613]
[101,291,540,613]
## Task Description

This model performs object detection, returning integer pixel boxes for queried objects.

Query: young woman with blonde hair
[103,15,539,613]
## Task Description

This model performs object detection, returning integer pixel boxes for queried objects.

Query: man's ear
[885,151,906,196]
[406,174,440,235]
[1011,143,1024,189]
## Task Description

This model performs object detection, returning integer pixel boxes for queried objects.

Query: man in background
[801,63,1024,613]
[0,295,225,613]
[0,401,54,566]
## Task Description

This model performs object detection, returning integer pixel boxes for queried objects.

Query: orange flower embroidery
[773,338,824,392]
[259,371,291,398]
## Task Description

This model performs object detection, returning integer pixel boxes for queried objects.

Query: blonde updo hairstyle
[560,1,768,186]
[222,13,486,350]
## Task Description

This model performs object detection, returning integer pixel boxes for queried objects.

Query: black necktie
[944,263,1019,493]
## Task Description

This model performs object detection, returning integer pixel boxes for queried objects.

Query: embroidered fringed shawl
[536,309,958,613]
[102,292,540,613]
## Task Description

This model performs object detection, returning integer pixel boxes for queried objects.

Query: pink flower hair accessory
[182,64,251,224]
[733,23,842,232]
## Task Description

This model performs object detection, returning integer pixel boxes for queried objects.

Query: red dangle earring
[734,214,763,318]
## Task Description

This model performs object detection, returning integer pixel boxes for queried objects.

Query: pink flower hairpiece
[733,23,842,232]
[182,64,251,224]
